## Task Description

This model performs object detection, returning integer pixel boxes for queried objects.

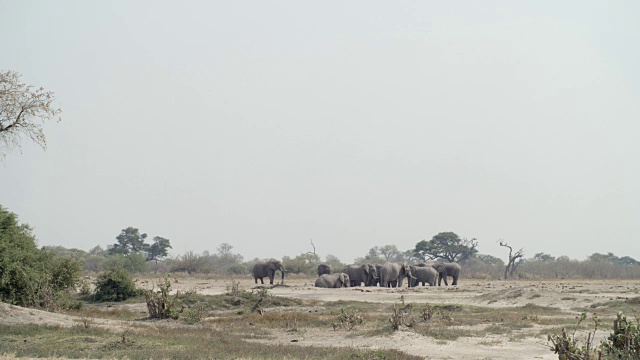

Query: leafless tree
[499,240,524,279]
[0,70,61,156]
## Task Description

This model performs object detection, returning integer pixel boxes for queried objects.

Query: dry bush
[144,273,180,319]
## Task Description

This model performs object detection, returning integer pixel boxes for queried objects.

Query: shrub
[226,264,248,275]
[0,206,82,308]
[144,273,180,319]
[104,253,148,274]
[601,311,640,358]
[94,267,141,302]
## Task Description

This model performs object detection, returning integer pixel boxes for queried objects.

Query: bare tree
[0,70,61,156]
[499,240,524,279]
[306,239,316,256]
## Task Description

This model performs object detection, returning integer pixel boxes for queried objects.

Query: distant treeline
[44,244,640,280]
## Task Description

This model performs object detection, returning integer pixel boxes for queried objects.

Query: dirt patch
[2,278,639,359]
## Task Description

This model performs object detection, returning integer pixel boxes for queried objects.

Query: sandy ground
[2,277,639,359]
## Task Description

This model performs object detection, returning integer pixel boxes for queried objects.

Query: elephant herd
[250,259,461,289]
[314,262,461,288]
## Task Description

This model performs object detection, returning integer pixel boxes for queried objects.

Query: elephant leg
[260,278,264,284]
[254,278,258,284]
[442,275,449,286]
[452,276,458,286]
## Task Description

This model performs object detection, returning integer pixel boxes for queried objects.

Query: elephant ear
[362,264,369,275]
[269,262,277,271]
[339,274,346,285]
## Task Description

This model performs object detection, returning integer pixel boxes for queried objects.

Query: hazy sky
[1,1,638,263]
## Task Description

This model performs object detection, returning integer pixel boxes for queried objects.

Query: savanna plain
[1,275,639,360]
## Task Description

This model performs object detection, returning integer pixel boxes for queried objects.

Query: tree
[147,236,172,273]
[401,249,419,263]
[217,243,233,257]
[499,240,524,279]
[366,246,380,259]
[0,70,61,156]
[533,252,555,262]
[109,227,148,256]
[0,205,80,307]
[413,232,478,263]
[378,244,401,261]
[477,254,505,267]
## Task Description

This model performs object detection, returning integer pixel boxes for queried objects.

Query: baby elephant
[315,273,351,288]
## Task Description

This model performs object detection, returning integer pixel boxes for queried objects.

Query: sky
[1,1,639,263]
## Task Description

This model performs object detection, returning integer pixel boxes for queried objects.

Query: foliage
[413,232,478,263]
[0,205,81,307]
[144,273,180,319]
[323,254,346,272]
[104,253,148,273]
[93,267,141,302]
[183,303,208,324]
[282,252,320,275]
[332,308,364,330]
[0,70,62,156]
[590,252,640,266]
[146,236,172,262]
[601,311,640,358]
[519,254,640,280]
[170,247,244,275]
[548,312,600,359]
[378,244,401,261]
[108,227,148,256]
[170,251,208,275]
[534,252,556,262]
[389,296,417,330]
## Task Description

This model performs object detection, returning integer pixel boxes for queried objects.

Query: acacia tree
[413,232,478,263]
[146,236,172,273]
[108,227,148,256]
[0,70,61,156]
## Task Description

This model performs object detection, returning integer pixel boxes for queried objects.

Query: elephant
[366,264,378,286]
[432,262,461,286]
[409,265,438,287]
[379,262,414,288]
[317,264,332,276]
[342,264,377,287]
[372,264,384,286]
[252,260,285,285]
[314,273,350,288]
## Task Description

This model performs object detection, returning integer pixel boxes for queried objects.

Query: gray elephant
[315,273,350,288]
[365,264,378,286]
[409,265,438,287]
[380,262,414,288]
[372,264,384,286]
[317,264,332,276]
[432,262,461,286]
[342,264,377,287]
[252,260,285,285]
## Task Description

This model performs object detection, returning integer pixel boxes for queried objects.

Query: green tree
[0,70,62,156]
[94,267,140,302]
[533,252,556,262]
[477,254,505,266]
[283,253,320,275]
[105,253,148,273]
[146,236,172,273]
[413,232,478,263]
[109,227,148,256]
[0,205,81,307]
[378,244,401,261]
